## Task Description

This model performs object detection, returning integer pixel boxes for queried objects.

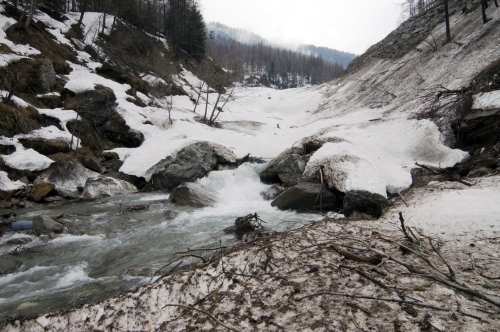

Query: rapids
[0,163,319,323]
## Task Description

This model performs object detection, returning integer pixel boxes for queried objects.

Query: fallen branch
[295,292,449,311]
[331,244,382,265]
[339,265,388,289]
[415,162,472,187]
[161,304,242,332]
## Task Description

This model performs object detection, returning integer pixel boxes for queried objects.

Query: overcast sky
[199,0,403,55]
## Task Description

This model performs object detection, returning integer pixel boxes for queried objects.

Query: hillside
[0,0,500,331]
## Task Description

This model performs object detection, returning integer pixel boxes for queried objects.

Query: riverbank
[5,174,500,331]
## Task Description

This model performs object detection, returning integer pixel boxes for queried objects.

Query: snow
[472,90,500,112]
[0,5,40,67]
[1,147,53,172]
[0,171,25,191]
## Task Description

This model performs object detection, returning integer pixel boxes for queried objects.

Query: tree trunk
[481,0,488,24]
[24,0,38,28]
[78,0,90,26]
[444,0,451,41]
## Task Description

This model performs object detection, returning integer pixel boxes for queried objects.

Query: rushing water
[0,163,320,323]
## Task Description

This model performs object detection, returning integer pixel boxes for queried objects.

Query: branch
[295,292,449,311]
[161,304,242,332]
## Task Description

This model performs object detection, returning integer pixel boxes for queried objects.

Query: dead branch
[399,212,413,243]
[295,292,449,311]
[415,162,472,187]
[161,304,242,332]
[331,244,382,265]
[469,254,500,280]
[339,265,388,289]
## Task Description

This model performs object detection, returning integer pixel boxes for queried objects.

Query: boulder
[0,144,16,155]
[0,254,20,274]
[36,153,99,192]
[53,187,79,200]
[82,176,137,199]
[259,147,305,184]
[0,190,11,202]
[0,200,12,209]
[467,167,493,178]
[6,236,33,245]
[168,182,217,208]
[74,147,103,173]
[260,184,285,201]
[271,182,343,211]
[102,152,123,173]
[342,190,389,219]
[37,58,57,92]
[32,214,64,234]
[147,142,219,190]
[411,168,447,188]
[64,85,117,127]
[19,138,70,156]
[28,182,55,202]
[276,154,308,186]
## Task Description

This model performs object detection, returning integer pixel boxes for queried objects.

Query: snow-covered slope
[0,5,498,199]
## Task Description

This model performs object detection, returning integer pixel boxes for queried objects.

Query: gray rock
[38,59,56,92]
[147,142,219,190]
[54,187,80,200]
[6,237,33,245]
[0,254,20,274]
[36,153,99,192]
[271,182,342,211]
[342,190,389,219]
[33,214,64,235]
[260,184,285,201]
[42,196,66,203]
[163,210,180,220]
[169,182,217,208]
[411,168,447,188]
[259,147,305,184]
[0,200,12,209]
[277,154,307,186]
[467,167,493,178]
[82,176,138,199]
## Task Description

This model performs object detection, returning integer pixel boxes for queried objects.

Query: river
[0,163,319,324]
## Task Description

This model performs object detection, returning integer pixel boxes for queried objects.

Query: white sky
[199,0,403,55]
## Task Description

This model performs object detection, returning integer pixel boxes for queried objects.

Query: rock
[0,200,12,209]
[260,184,285,201]
[259,147,304,184]
[64,85,117,127]
[36,153,99,192]
[6,236,33,245]
[102,152,123,173]
[101,117,144,148]
[19,138,70,155]
[74,147,103,173]
[38,58,57,92]
[18,176,29,185]
[467,167,493,178]
[168,182,217,208]
[0,190,11,202]
[411,168,447,188]
[28,182,55,202]
[0,254,20,274]
[33,214,64,234]
[0,144,16,155]
[276,154,307,186]
[37,93,62,109]
[342,190,389,219]
[271,182,342,211]
[54,187,80,200]
[147,142,219,190]
[106,172,147,190]
[163,210,180,220]
[82,176,137,199]
[42,196,66,203]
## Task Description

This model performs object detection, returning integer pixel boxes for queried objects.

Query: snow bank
[303,119,468,196]
[0,171,25,191]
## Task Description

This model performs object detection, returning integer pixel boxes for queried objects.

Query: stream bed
[0,163,320,323]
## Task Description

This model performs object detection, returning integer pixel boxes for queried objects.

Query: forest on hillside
[207,37,345,89]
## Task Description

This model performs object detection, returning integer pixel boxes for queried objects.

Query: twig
[399,212,413,243]
[414,162,472,187]
[339,265,388,289]
[397,192,409,207]
[161,304,242,332]
[469,254,500,280]
[295,292,449,311]
[429,238,456,282]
